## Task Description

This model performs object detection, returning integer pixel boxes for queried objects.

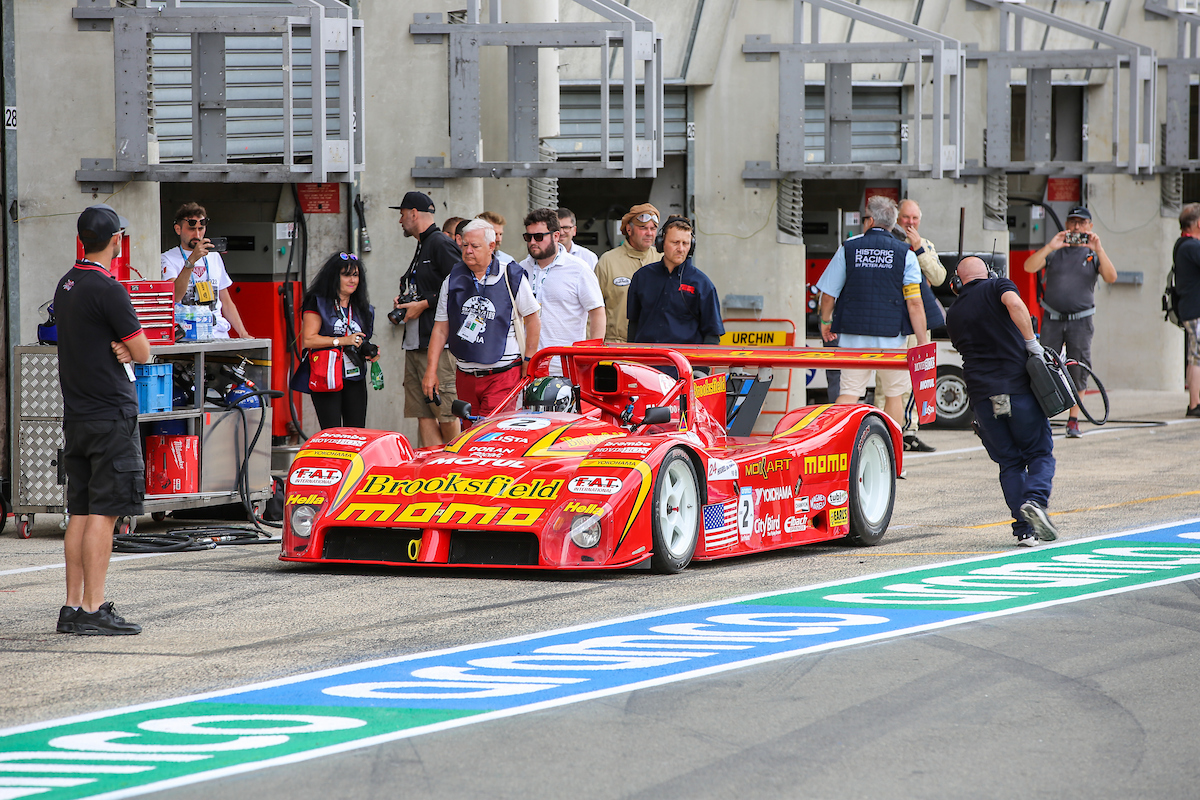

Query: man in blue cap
[54,205,151,635]
[1023,206,1117,438]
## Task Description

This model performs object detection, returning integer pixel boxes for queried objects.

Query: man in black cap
[390,191,462,446]
[1023,206,1117,438]
[54,205,151,635]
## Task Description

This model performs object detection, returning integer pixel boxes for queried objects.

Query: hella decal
[707,458,738,481]
[828,490,848,507]
[810,494,827,511]
[288,494,326,506]
[564,500,605,516]
[568,476,623,496]
[290,467,343,487]
[784,515,807,534]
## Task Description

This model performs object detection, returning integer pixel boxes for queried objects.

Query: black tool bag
[1026,350,1077,418]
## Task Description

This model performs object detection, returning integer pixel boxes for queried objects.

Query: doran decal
[290,467,343,487]
[568,476,623,495]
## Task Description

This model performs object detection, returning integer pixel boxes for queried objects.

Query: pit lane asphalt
[2,390,1198,799]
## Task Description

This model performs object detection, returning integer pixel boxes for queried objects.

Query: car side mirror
[451,399,473,420]
[640,406,672,425]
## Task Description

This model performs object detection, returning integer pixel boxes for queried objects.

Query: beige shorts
[404,348,458,421]
[839,366,912,401]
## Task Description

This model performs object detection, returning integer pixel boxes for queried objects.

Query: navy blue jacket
[832,228,909,337]
[626,257,724,345]
[945,277,1031,403]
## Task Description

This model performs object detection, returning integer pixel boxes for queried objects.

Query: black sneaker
[903,434,936,452]
[56,606,79,634]
[74,602,141,636]
[1187,405,1200,418]
[1020,501,1059,542]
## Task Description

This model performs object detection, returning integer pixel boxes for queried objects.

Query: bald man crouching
[945,257,1059,547]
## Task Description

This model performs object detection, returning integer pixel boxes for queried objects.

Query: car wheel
[650,449,701,573]
[933,365,973,428]
[845,415,895,546]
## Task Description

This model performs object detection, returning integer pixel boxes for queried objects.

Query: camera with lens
[358,341,379,360]
[388,291,422,325]
[1064,231,1090,246]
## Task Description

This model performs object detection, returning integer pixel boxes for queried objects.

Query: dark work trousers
[310,378,368,429]
[970,391,1056,539]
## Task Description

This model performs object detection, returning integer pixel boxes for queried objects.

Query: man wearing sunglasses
[595,203,661,343]
[160,202,252,339]
[519,208,605,375]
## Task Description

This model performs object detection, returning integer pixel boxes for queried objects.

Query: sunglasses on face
[338,252,359,261]
[180,218,209,228]
[523,231,553,242]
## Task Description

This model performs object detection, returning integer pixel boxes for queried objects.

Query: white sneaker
[1016,533,1038,547]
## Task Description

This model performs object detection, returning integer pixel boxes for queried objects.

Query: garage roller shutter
[548,85,688,158]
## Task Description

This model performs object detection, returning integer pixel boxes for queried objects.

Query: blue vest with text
[445,259,522,365]
[832,228,908,337]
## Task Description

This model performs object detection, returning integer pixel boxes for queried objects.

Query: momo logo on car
[568,476,622,495]
[290,467,343,487]
[828,490,848,507]
[356,473,562,500]
[804,453,848,475]
[335,502,544,526]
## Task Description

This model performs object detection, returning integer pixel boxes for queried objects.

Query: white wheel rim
[658,460,699,559]
[856,433,892,527]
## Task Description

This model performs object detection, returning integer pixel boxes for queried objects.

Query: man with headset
[626,217,723,351]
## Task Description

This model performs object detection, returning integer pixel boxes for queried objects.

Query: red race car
[280,344,930,573]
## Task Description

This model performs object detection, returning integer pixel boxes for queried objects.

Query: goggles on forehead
[633,213,659,224]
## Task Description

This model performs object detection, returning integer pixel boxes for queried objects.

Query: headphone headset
[949,242,1001,295]
[654,215,697,258]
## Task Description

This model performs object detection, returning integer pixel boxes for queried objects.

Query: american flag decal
[703,501,738,551]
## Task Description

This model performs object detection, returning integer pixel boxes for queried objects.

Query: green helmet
[523,376,577,413]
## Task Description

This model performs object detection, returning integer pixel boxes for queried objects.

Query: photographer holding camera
[160,202,252,339]
[1023,206,1117,438]
[299,252,377,429]
[391,192,462,446]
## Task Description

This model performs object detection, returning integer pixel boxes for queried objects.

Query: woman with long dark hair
[300,252,377,428]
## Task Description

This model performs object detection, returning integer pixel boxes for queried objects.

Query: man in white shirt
[425,220,541,425]
[556,207,598,269]
[159,202,251,339]
[520,208,605,374]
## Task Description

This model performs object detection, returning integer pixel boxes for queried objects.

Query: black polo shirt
[403,224,462,348]
[945,277,1030,403]
[626,257,724,345]
[54,263,143,420]
[1174,235,1200,322]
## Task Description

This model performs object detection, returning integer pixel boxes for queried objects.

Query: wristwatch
[333,337,340,347]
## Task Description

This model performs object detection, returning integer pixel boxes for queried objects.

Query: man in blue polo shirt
[626,217,723,355]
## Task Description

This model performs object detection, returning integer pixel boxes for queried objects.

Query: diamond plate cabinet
[11,341,274,532]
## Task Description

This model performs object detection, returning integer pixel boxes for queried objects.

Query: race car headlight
[569,514,603,548]
[291,505,317,538]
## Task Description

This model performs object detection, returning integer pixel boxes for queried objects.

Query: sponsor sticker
[755,485,793,503]
[707,458,738,481]
[613,276,631,286]
[784,515,807,534]
[496,417,552,431]
[737,487,754,542]
[745,457,791,479]
[568,476,623,495]
[811,494,827,511]
[290,467,343,487]
[829,507,849,527]
[828,490,848,507]
[794,496,810,514]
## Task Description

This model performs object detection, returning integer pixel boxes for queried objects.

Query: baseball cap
[1066,206,1091,220]
[77,204,129,247]
[389,191,436,212]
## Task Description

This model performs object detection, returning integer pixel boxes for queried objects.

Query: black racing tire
[650,448,701,574]
[845,415,896,547]
[932,365,973,429]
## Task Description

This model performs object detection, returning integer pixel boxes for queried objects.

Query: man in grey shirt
[1022,206,1117,438]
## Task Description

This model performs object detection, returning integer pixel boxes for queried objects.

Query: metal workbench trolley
[11,339,274,539]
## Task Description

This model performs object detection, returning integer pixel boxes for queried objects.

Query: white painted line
[906,416,1197,461]
[0,553,168,577]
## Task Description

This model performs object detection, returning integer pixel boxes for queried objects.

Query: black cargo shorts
[62,416,144,517]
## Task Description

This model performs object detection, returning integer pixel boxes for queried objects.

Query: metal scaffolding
[408,0,664,183]
[741,0,966,184]
[1147,0,1200,171]
[72,0,364,186]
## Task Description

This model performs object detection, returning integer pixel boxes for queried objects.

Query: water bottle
[370,361,384,391]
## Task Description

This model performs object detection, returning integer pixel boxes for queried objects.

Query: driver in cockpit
[523,376,580,414]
